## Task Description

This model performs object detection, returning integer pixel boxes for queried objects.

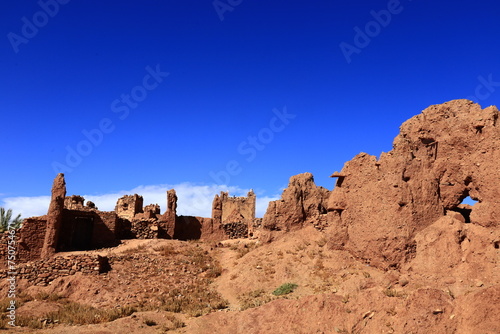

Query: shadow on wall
[174,216,202,240]
[57,209,118,251]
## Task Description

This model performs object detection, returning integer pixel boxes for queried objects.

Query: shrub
[272,283,298,296]
[161,314,185,332]
[384,288,405,298]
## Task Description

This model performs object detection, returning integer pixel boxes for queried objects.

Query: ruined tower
[212,190,256,239]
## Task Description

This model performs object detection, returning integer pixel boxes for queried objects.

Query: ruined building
[0,175,258,266]
[1,99,498,275]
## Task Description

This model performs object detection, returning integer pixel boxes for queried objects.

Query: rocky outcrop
[263,172,330,231]
[327,100,499,269]
[41,173,66,258]
[403,211,500,286]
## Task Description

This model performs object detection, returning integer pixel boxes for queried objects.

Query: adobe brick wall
[57,210,119,251]
[212,190,256,239]
[115,194,143,220]
[0,217,48,269]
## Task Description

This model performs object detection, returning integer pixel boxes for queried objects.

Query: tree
[0,207,22,232]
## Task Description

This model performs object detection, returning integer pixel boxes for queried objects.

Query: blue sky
[1,0,499,217]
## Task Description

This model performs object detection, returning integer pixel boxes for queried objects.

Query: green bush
[272,283,298,296]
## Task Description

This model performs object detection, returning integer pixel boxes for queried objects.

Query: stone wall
[222,222,248,239]
[0,255,109,286]
[130,219,161,239]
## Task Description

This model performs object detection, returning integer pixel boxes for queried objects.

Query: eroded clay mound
[327,99,499,268]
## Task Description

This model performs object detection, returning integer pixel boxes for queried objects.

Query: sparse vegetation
[153,285,228,317]
[35,292,62,302]
[272,283,298,296]
[238,289,275,310]
[46,302,136,325]
[384,288,406,298]
[154,244,179,256]
[10,297,137,329]
[229,241,259,259]
[161,314,186,332]
[122,243,148,254]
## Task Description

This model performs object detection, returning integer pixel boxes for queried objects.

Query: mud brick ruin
[1,100,499,285]
[0,174,258,268]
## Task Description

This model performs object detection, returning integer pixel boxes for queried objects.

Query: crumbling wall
[221,190,255,224]
[174,216,203,240]
[115,194,143,220]
[56,204,119,252]
[173,216,225,241]
[16,218,47,262]
[262,173,330,232]
[64,195,85,210]
[0,217,47,268]
[212,190,256,239]
[162,189,177,238]
[137,204,160,219]
[326,100,500,269]
[41,173,66,258]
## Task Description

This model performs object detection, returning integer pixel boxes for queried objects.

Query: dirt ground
[0,225,498,333]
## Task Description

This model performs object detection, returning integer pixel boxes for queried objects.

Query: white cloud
[0,183,280,219]
[1,196,51,219]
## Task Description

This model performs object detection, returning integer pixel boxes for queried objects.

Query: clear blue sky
[1,0,499,217]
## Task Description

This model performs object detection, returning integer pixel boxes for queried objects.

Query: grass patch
[11,298,136,329]
[35,292,63,302]
[161,314,186,332]
[238,289,275,311]
[154,244,179,256]
[272,283,298,296]
[122,243,148,254]
[154,286,228,317]
[384,288,406,298]
[46,303,136,325]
